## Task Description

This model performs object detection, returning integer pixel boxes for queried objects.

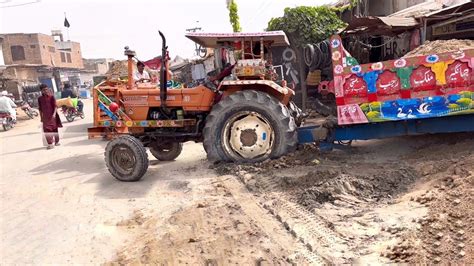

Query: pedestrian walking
[38,84,62,149]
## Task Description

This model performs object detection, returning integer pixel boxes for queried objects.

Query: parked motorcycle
[0,112,15,131]
[17,100,39,119]
[61,105,84,122]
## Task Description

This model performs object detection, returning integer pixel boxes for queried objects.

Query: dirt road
[1,100,472,264]
[0,100,219,263]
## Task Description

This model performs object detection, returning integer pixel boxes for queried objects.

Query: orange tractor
[89,31,303,181]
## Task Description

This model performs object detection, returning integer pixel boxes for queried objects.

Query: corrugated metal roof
[343,16,419,35]
[378,16,419,27]
[389,1,443,18]
[425,0,474,17]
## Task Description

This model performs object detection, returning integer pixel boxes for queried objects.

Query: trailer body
[299,35,474,145]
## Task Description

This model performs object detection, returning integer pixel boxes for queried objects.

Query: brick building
[0,30,84,98]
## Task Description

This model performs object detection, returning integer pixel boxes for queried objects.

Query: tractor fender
[218,80,295,105]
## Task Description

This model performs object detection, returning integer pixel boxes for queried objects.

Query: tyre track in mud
[233,171,354,264]
[217,176,326,264]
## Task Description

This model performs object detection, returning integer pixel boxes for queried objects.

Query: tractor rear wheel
[105,135,149,182]
[150,142,183,161]
[203,90,297,163]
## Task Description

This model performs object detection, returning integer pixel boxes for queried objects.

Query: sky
[1,0,336,60]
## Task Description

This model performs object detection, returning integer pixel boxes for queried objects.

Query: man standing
[38,84,62,149]
[0,91,17,122]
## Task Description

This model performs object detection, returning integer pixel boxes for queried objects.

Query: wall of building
[1,33,83,69]
[36,33,57,66]
[1,34,45,65]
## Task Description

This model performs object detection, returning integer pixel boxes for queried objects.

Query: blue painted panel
[297,114,474,144]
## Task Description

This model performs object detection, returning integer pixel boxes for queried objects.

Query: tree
[266,6,345,47]
[227,0,242,32]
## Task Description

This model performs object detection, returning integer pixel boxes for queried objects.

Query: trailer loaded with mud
[298,35,474,148]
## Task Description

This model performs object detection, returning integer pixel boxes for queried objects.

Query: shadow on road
[29,153,105,177]
[66,138,105,147]
[1,131,40,138]
[2,146,46,156]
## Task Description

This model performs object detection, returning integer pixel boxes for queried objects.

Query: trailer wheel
[203,90,297,163]
[105,135,149,182]
[150,142,183,161]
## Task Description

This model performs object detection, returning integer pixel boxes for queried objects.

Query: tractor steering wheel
[135,78,151,84]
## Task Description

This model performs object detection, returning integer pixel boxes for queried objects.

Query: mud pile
[404,39,474,57]
[292,166,417,209]
[216,145,320,176]
[106,60,135,79]
[218,133,473,264]
[409,151,473,264]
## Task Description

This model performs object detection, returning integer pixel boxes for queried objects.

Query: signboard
[432,13,474,37]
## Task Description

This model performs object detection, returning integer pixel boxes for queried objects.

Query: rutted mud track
[113,133,473,264]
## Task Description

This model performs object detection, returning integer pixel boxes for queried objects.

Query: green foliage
[228,0,242,32]
[331,0,359,13]
[266,6,346,47]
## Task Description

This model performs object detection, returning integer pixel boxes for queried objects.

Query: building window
[30,45,36,49]
[11,45,25,61]
[60,52,66,62]
[66,53,72,63]
[48,46,55,53]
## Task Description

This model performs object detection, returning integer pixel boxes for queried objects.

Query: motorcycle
[0,112,15,131]
[17,100,39,119]
[61,104,84,122]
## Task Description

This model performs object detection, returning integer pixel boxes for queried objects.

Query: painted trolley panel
[330,35,474,126]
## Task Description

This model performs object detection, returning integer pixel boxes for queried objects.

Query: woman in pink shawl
[38,84,63,149]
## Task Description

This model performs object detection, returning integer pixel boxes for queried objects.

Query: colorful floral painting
[360,91,474,122]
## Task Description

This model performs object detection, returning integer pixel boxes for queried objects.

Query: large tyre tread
[203,90,297,163]
[105,135,149,182]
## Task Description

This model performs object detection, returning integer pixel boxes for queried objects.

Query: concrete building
[0,30,84,99]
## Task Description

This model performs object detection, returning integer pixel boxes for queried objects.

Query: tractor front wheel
[150,142,183,161]
[105,135,149,182]
[203,90,297,163]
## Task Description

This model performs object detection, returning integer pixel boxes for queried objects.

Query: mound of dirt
[410,162,473,264]
[106,60,130,79]
[293,166,417,209]
[215,145,321,176]
[404,39,474,57]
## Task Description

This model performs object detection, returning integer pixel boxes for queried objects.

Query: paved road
[0,100,216,263]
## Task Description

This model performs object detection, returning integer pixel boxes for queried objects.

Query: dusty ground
[1,100,472,264]
[216,133,474,264]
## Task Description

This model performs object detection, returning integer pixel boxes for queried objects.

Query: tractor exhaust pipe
[159,31,168,108]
